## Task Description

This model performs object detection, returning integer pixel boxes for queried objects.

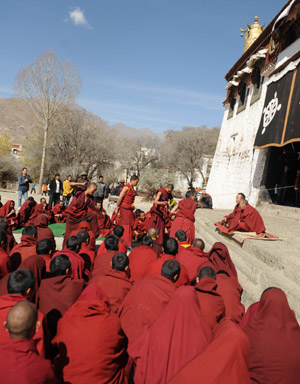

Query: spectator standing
[18,168,32,208]
[30,183,36,194]
[94,176,107,201]
[49,173,63,208]
[63,175,74,208]
[42,184,48,196]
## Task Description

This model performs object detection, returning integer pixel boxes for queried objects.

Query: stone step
[258,202,300,222]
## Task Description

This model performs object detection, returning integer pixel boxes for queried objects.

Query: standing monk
[115,175,139,246]
[147,184,174,245]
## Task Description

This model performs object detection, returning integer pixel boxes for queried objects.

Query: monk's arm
[115,187,129,211]
[68,181,87,187]
[154,191,167,206]
[170,205,179,215]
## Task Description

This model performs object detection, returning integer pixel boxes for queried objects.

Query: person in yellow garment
[63,175,74,208]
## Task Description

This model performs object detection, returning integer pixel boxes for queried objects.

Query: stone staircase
[194,206,300,320]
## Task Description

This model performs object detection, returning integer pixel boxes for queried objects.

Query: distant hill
[0,98,164,144]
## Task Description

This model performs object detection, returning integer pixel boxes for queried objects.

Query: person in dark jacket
[18,168,32,208]
[49,174,63,208]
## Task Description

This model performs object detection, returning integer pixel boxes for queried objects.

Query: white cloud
[66,7,91,29]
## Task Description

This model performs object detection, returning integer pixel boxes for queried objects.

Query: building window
[227,91,236,119]
[251,66,265,105]
[237,82,249,114]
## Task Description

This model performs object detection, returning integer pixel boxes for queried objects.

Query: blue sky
[0,0,284,132]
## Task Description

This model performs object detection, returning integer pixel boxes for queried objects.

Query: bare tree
[162,126,220,184]
[15,51,81,191]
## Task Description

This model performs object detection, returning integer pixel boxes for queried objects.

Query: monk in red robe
[0,231,10,278]
[37,254,85,338]
[118,260,180,344]
[77,230,96,274]
[33,214,55,246]
[147,227,163,256]
[147,184,173,244]
[0,200,18,230]
[221,192,245,228]
[92,234,119,278]
[54,236,85,280]
[97,225,128,255]
[92,200,111,237]
[9,226,38,269]
[129,236,158,281]
[70,219,96,251]
[30,198,53,223]
[0,301,56,384]
[129,286,211,384]
[170,191,198,244]
[53,284,128,384]
[89,253,132,313]
[194,266,225,330]
[0,220,16,255]
[64,183,99,244]
[206,242,238,279]
[169,318,250,384]
[16,197,36,228]
[244,288,300,383]
[51,200,67,223]
[229,199,266,234]
[0,270,48,357]
[115,175,139,246]
[36,238,55,273]
[133,210,147,240]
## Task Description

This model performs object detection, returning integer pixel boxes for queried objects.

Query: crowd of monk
[0,176,299,383]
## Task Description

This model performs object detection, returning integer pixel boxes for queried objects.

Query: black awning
[254,66,300,148]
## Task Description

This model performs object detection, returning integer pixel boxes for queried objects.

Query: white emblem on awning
[262,92,282,134]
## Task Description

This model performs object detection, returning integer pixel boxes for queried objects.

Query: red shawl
[79,243,96,275]
[53,250,84,280]
[148,188,171,244]
[31,203,53,223]
[3,228,17,255]
[91,250,118,279]
[239,301,259,329]
[0,248,10,278]
[89,269,132,313]
[17,200,36,227]
[0,200,18,229]
[97,238,127,256]
[92,207,111,237]
[223,204,241,227]
[169,318,250,384]
[206,242,238,278]
[244,288,300,384]
[133,217,147,237]
[129,286,211,384]
[70,220,96,251]
[176,246,208,281]
[9,235,37,268]
[52,203,66,223]
[33,214,55,245]
[129,245,158,281]
[170,199,197,244]
[230,204,266,234]
[194,277,225,330]
[19,255,46,289]
[53,284,128,384]
[118,274,177,344]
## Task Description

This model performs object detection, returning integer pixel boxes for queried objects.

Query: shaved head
[147,227,159,239]
[5,301,38,339]
[192,238,205,251]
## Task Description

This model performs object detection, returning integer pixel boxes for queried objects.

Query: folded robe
[33,214,55,245]
[9,235,37,269]
[176,245,208,281]
[53,284,128,384]
[129,286,211,384]
[168,318,250,384]
[89,269,132,313]
[128,245,158,281]
[118,274,177,344]
[91,250,118,279]
[206,242,238,279]
[243,288,300,384]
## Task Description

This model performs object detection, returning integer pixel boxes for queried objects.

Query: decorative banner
[254,68,299,148]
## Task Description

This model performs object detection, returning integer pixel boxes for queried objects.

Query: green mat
[13,223,105,240]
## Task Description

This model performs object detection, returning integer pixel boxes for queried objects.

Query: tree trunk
[38,119,49,193]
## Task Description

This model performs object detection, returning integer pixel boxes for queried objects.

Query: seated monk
[147,227,163,256]
[207,242,238,279]
[0,221,17,254]
[51,200,66,223]
[0,200,18,230]
[0,231,10,278]
[0,302,56,384]
[129,235,158,281]
[220,192,245,228]
[53,284,128,384]
[37,254,85,338]
[10,226,38,269]
[133,210,147,241]
[92,234,119,278]
[70,219,95,251]
[170,191,198,244]
[244,288,300,384]
[169,318,250,384]
[176,233,208,281]
[194,266,225,330]
[146,238,190,287]
[129,286,211,384]
[77,230,96,274]
[36,238,55,273]
[198,191,213,209]
[118,260,180,344]
[229,199,266,234]
[33,214,55,246]
[97,225,128,255]
[54,236,85,280]
[89,252,132,313]
[92,200,111,238]
[30,198,53,224]
[16,197,36,228]
[0,270,48,357]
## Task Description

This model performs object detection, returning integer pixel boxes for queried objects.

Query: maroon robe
[0,200,18,230]
[147,188,170,244]
[176,245,208,281]
[0,339,56,384]
[129,244,158,281]
[133,217,147,239]
[3,227,17,255]
[0,248,10,278]
[9,235,37,269]
[119,183,136,246]
[90,250,118,279]
[207,242,238,279]
[17,200,37,227]
[33,214,55,245]
[118,274,177,344]
[53,250,84,280]
[230,204,266,234]
[222,204,241,228]
[97,237,128,255]
[30,203,53,223]
[91,207,111,237]
[89,269,132,313]
[170,198,197,244]
[70,220,96,251]
[52,204,67,223]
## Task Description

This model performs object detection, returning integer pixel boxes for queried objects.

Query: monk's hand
[101,211,106,216]
[163,201,168,206]
[171,215,176,221]
[223,217,227,223]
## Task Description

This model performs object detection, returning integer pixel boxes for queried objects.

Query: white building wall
[207,84,268,208]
